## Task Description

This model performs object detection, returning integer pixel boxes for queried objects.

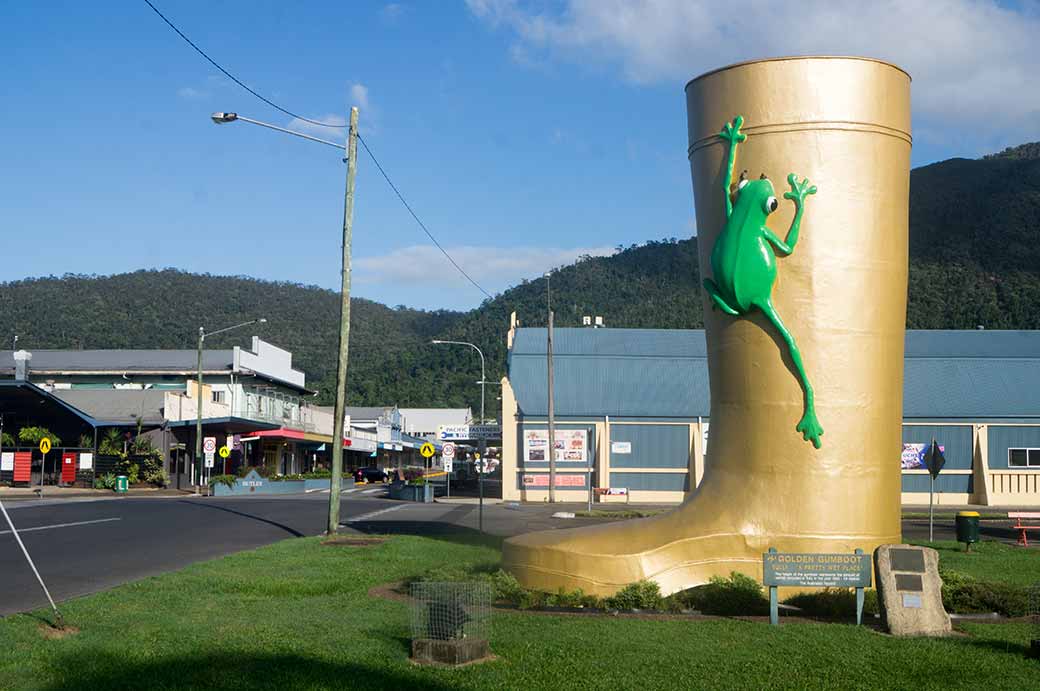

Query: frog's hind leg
[755,297,824,448]
[703,279,740,316]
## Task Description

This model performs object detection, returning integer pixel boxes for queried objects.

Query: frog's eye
[764,196,778,214]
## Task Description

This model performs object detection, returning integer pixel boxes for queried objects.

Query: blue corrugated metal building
[501,323,1040,505]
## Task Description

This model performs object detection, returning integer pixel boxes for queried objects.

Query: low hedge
[940,568,1032,617]
[408,564,1034,618]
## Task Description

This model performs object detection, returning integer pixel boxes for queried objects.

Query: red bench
[1008,512,1040,547]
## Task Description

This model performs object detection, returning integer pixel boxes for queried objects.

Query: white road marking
[342,504,407,523]
[0,517,122,536]
[362,488,387,495]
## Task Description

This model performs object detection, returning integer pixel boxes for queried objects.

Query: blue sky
[3,1,1039,311]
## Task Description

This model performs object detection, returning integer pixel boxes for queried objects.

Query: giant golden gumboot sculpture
[503,56,911,596]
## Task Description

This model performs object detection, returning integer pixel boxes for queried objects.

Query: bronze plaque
[895,574,923,592]
[890,549,925,573]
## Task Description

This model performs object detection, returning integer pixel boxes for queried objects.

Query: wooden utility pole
[328,106,359,535]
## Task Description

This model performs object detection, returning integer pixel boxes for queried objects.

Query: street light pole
[545,272,556,503]
[329,106,360,535]
[195,318,266,494]
[430,340,486,423]
[195,326,203,492]
[210,107,360,535]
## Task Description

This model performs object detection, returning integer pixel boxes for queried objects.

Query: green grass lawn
[1,533,1037,691]
[913,540,1040,586]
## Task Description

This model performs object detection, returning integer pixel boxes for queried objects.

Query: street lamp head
[258,318,267,324]
[211,112,238,124]
[431,340,444,344]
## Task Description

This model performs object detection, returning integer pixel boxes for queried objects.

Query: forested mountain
[2,144,1038,414]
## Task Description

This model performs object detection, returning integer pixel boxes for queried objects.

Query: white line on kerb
[0,517,122,536]
[342,504,407,524]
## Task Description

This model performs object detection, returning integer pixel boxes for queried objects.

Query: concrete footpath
[0,487,189,503]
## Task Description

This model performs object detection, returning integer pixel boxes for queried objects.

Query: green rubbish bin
[955,510,979,550]
[115,475,128,493]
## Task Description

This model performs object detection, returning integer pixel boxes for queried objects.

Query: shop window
[1008,448,1040,468]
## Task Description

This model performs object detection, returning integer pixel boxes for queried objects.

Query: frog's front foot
[796,409,824,449]
[783,173,817,208]
[719,115,747,144]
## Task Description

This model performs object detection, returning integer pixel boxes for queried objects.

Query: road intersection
[0,492,1022,616]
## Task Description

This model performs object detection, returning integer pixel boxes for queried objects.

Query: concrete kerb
[434,496,504,505]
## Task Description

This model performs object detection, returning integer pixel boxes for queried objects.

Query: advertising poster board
[523,429,587,464]
[521,474,586,488]
[901,443,945,470]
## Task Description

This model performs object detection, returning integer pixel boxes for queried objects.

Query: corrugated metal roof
[512,328,707,358]
[0,349,233,372]
[904,330,1040,358]
[343,406,396,421]
[52,389,168,424]
[509,328,1040,419]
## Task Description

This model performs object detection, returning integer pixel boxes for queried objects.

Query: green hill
[1,146,1038,413]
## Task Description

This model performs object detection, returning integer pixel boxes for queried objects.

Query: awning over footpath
[166,417,281,434]
[248,427,378,453]
[0,381,139,441]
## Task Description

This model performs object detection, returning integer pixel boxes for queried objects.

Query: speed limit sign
[442,442,456,458]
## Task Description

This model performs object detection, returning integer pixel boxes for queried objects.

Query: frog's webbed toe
[703,279,740,315]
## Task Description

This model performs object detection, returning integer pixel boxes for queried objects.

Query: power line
[142,0,342,129]
[141,0,497,302]
[358,135,494,300]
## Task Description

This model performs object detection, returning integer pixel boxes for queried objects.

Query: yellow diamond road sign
[420,442,436,458]
[39,438,51,454]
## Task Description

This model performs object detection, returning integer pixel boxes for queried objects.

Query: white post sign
[79,452,93,470]
[0,452,13,472]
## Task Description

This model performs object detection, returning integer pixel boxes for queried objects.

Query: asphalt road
[0,493,1025,616]
[0,490,596,616]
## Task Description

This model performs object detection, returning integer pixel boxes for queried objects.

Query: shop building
[1,338,364,486]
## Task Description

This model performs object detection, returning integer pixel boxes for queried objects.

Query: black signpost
[924,439,946,542]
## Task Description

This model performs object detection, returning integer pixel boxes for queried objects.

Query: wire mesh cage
[1030,583,1040,658]
[410,581,492,643]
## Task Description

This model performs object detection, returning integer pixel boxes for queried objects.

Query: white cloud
[349,83,370,112]
[381,3,406,22]
[177,86,207,100]
[355,244,616,292]
[286,113,348,140]
[467,0,1040,140]
[285,83,374,138]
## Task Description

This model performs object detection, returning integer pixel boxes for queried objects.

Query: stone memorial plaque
[901,594,923,609]
[890,549,925,573]
[895,574,923,592]
[874,545,951,637]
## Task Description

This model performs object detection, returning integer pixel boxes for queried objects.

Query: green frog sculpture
[702,115,824,448]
